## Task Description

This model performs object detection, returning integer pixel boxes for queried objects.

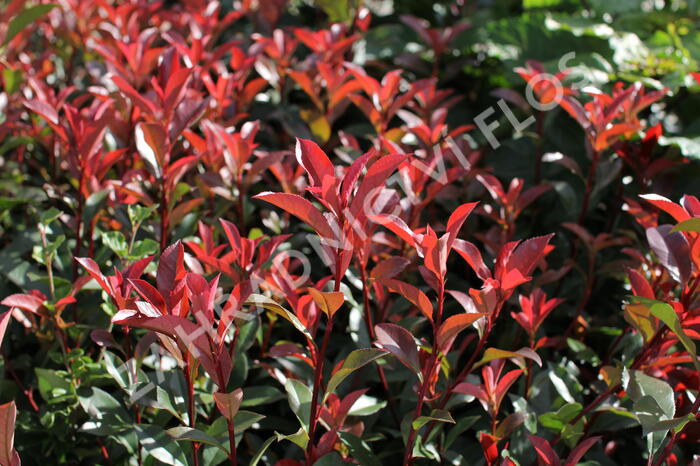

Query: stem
[422,309,499,440]
[159,180,169,252]
[563,251,595,340]
[306,313,334,459]
[40,225,56,301]
[184,356,200,466]
[236,179,246,236]
[524,357,534,400]
[359,263,400,427]
[577,150,599,225]
[214,349,237,465]
[306,254,343,459]
[534,111,544,184]
[73,185,85,279]
[226,419,237,466]
[403,284,445,466]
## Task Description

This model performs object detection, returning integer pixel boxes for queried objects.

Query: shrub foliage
[0,1,700,465]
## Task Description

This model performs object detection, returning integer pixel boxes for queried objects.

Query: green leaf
[0,197,29,211]
[241,386,285,407]
[151,386,183,422]
[412,409,455,431]
[539,402,583,432]
[166,427,228,452]
[626,370,675,421]
[346,394,386,416]
[444,415,479,450]
[246,294,312,339]
[249,435,276,466]
[102,231,128,257]
[128,204,159,227]
[325,348,387,397]
[39,207,62,226]
[338,432,381,466]
[275,427,309,449]
[135,424,188,466]
[77,387,131,436]
[4,4,58,45]
[233,410,265,436]
[82,189,109,226]
[314,452,346,465]
[523,0,562,8]
[35,368,73,403]
[2,69,22,94]
[315,0,351,22]
[129,239,158,259]
[475,347,542,369]
[671,217,700,232]
[635,297,700,373]
[285,379,312,432]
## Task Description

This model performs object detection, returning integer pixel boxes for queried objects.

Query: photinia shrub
[0,1,699,465]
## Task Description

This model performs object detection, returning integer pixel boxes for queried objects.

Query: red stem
[403,284,445,465]
[159,179,169,252]
[359,262,401,427]
[577,150,599,225]
[305,254,342,459]
[184,356,200,466]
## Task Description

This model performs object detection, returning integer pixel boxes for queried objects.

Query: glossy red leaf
[374,323,420,375]
[254,192,335,240]
[378,278,433,322]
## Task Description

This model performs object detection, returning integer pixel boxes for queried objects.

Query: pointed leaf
[307,289,344,318]
[378,278,433,322]
[374,323,421,377]
[213,388,244,422]
[436,313,486,350]
[475,347,542,369]
[245,294,312,340]
[253,192,335,239]
[326,349,387,397]
[412,409,455,431]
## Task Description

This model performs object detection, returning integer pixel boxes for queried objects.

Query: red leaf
[627,269,655,299]
[378,278,433,322]
[374,323,420,375]
[453,239,491,281]
[24,99,58,125]
[640,194,691,223]
[508,234,555,278]
[444,202,478,250]
[1,293,44,314]
[135,122,167,177]
[479,432,501,466]
[254,192,335,239]
[157,241,186,307]
[0,401,19,466]
[646,225,692,285]
[370,257,410,279]
[436,312,486,351]
[370,213,416,247]
[130,279,167,315]
[213,388,243,422]
[0,312,12,348]
[349,153,406,219]
[564,436,601,466]
[76,257,112,295]
[295,138,335,187]
[528,435,561,466]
